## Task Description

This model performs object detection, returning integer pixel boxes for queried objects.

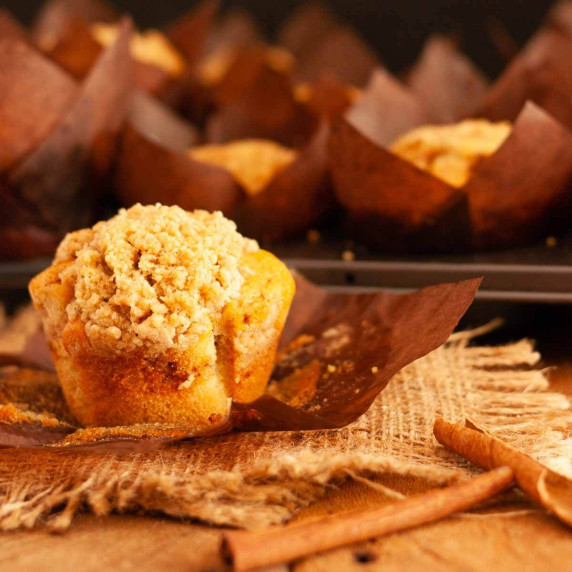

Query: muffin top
[56,204,258,356]
[189,139,297,195]
[91,23,186,77]
[390,119,511,188]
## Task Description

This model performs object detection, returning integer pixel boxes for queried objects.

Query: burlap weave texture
[1,330,570,532]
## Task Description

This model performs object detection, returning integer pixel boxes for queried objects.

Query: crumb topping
[390,119,512,188]
[189,140,297,195]
[56,204,258,356]
[91,23,185,76]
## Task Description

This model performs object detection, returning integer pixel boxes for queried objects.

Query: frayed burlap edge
[0,452,461,532]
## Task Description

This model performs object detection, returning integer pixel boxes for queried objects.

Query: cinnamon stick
[433,418,572,527]
[222,466,514,571]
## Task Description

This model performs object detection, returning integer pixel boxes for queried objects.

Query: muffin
[189,139,297,195]
[29,204,295,431]
[390,119,512,188]
[91,23,185,77]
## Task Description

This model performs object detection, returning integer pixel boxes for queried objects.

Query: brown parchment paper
[207,44,287,105]
[344,68,434,148]
[204,8,262,56]
[165,0,218,67]
[330,101,572,252]
[32,0,196,102]
[343,35,489,148]
[297,75,355,120]
[0,20,133,259]
[205,54,317,147]
[277,2,378,87]
[278,1,339,60]
[404,35,489,123]
[0,9,27,40]
[548,0,572,35]
[0,274,480,447]
[33,0,120,38]
[292,26,379,88]
[478,29,572,130]
[115,93,331,240]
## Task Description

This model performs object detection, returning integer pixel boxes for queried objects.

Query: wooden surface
[0,360,570,571]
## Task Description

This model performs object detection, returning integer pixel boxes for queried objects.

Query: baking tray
[274,234,572,304]
[1,236,571,303]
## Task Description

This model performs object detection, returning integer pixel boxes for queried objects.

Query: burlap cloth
[1,326,570,532]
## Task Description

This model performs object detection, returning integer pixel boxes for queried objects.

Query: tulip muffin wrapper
[0,19,133,260]
[0,274,480,449]
[477,28,572,130]
[32,0,218,105]
[115,91,332,241]
[329,100,572,253]
[276,1,379,88]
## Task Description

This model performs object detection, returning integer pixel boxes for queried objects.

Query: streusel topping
[56,204,258,355]
[189,140,297,195]
[391,119,511,188]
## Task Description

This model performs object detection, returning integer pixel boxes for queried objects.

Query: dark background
[4,0,556,75]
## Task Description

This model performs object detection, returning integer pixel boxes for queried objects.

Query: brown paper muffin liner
[404,35,489,123]
[296,75,355,120]
[0,8,27,40]
[205,49,317,147]
[0,274,480,448]
[292,26,379,88]
[0,19,133,259]
[329,101,572,252]
[277,2,377,88]
[547,0,572,36]
[32,0,194,102]
[344,69,434,148]
[278,1,339,60]
[165,0,219,67]
[116,92,331,240]
[204,8,262,56]
[33,0,120,36]
[478,29,572,130]
[343,38,489,147]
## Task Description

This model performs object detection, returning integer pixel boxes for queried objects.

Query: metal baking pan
[275,235,572,304]
[1,237,571,303]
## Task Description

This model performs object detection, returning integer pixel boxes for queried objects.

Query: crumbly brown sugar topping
[390,119,512,188]
[189,139,297,195]
[56,204,258,356]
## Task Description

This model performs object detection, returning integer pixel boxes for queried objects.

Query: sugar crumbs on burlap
[0,325,570,532]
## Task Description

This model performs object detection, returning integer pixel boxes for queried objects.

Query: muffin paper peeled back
[115,93,332,241]
[329,101,572,252]
[0,19,133,259]
[0,274,481,449]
